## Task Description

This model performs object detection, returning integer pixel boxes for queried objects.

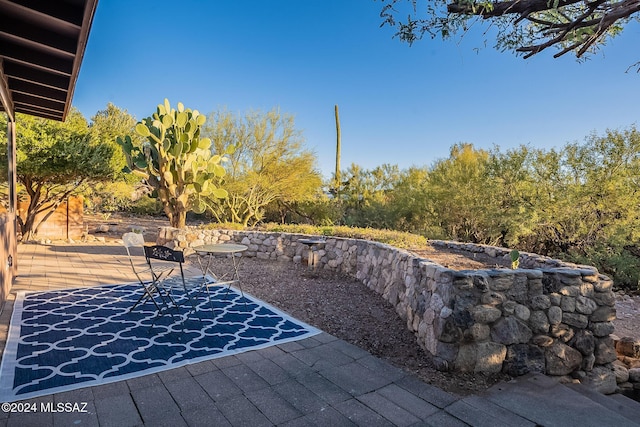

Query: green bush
[568,245,640,291]
[129,196,163,215]
[201,222,245,231]
[262,198,343,227]
[84,181,136,213]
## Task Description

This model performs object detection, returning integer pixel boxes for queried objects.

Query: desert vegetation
[2,102,639,291]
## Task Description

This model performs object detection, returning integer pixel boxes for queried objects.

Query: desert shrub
[261,223,428,249]
[201,222,245,231]
[84,181,136,213]
[128,196,163,215]
[262,198,344,226]
[568,245,640,291]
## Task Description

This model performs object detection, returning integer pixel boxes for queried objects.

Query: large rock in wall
[165,227,618,392]
[613,336,640,395]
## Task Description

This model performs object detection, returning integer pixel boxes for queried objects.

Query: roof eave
[62,0,98,121]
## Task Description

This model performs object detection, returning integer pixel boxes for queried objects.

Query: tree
[527,127,640,254]
[385,166,434,234]
[482,145,539,246]
[425,143,496,243]
[338,163,401,228]
[89,103,141,178]
[85,103,145,213]
[0,109,116,240]
[379,0,640,60]
[118,99,229,228]
[506,127,640,288]
[203,109,322,226]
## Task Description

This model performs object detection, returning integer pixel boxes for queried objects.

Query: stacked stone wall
[161,227,618,391]
[614,336,640,396]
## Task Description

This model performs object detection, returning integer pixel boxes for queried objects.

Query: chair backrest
[123,232,145,249]
[143,245,185,285]
[122,232,147,284]
[122,232,145,258]
[144,245,185,264]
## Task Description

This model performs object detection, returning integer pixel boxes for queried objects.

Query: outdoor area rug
[0,278,320,402]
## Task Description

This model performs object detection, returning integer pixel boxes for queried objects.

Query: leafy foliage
[128,196,164,216]
[89,103,141,180]
[339,127,640,289]
[84,104,146,214]
[426,143,493,242]
[379,0,640,61]
[202,109,322,226]
[263,192,344,226]
[336,163,402,229]
[0,110,116,240]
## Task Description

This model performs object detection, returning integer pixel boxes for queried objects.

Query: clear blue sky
[73,0,640,179]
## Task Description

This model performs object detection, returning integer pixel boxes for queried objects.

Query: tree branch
[517,0,604,57]
[626,60,640,72]
[379,0,640,60]
[447,0,585,17]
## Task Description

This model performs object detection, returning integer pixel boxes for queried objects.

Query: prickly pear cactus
[510,249,520,269]
[117,99,231,228]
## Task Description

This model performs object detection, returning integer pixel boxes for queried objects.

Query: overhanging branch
[450,0,640,58]
[447,0,585,17]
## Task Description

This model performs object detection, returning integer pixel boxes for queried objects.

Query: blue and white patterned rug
[0,278,320,402]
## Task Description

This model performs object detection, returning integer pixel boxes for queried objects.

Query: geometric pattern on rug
[0,278,320,402]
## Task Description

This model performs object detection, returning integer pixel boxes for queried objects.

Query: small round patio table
[192,244,248,294]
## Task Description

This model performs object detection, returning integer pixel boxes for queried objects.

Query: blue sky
[73,0,640,179]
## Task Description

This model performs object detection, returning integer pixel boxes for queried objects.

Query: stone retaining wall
[160,227,618,392]
[614,336,640,396]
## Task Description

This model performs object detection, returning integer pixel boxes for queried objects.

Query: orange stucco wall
[17,196,84,240]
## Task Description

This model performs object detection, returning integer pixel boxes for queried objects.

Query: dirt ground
[84,213,640,395]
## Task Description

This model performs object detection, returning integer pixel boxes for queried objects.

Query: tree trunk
[22,215,36,241]
[161,197,187,229]
[172,210,186,228]
[19,178,85,241]
[165,204,186,228]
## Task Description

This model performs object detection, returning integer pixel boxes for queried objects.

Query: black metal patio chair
[143,245,212,320]
[122,232,176,313]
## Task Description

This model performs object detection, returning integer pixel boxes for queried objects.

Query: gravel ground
[201,255,512,397]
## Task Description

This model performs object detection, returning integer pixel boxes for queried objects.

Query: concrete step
[566,382,640,424]
[450,395,537,427]
[481,374,640,427]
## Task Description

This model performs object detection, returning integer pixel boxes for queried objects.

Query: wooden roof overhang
[0,0,98,122]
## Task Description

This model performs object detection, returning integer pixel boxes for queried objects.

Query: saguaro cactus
[117,99,230,228]
[335,104,341,192]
